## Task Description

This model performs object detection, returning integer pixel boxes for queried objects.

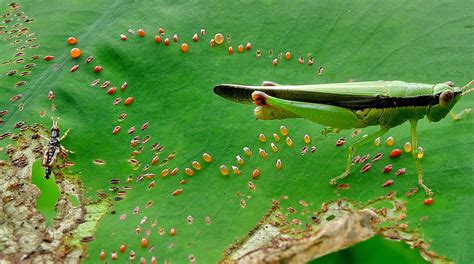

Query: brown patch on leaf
[221,196,450,263]
[0,124,110,263]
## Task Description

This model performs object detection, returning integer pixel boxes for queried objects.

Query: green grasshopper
[214,80,474,196]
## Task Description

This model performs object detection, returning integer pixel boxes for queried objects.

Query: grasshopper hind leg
[410,120,433,196]
[261,81,280,86]
[330,127,389,185]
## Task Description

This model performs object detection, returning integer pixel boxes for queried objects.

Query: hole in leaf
[31,160,60,226]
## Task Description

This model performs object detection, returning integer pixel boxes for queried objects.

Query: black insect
[41,118,72,179]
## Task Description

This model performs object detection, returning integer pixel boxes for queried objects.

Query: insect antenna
[51,116,60,129]
[461,80,474,96]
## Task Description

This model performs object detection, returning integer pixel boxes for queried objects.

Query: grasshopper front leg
[452,80,474,119]
[410,119,432,196]
[449,108,471,120]
[330,127,389,185]
[59,128,70,141]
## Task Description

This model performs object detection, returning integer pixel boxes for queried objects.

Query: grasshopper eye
[439,90,454,107]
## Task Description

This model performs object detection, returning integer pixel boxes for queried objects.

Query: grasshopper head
[427,81,462,122]
[51,117,60,137]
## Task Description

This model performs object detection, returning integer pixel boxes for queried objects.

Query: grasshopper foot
[330,172,349,186]
[450,108,471,121]
[419,182,433,197]
[418,175,433,196]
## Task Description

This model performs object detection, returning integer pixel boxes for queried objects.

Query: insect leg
[59,128,70,141]
[262,81,280,86]
[451,80,473,119]
[461,80,474,95]
[449,108,472,120]
[42,149,49,166]
[39,134,50,141]
[60,145,74,154]
[330,127,389,185]
[410,119,432,196]
[253,91,364,129]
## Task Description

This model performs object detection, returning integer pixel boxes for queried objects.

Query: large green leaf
[0,0,472,263]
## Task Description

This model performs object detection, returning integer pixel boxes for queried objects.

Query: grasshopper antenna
[461,80,474,96]
[51,116,60,129]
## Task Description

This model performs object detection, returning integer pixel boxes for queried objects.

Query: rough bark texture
[222,197,451,264]
[0,125,108,263]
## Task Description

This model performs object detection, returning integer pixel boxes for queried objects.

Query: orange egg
[170,167,179,176]
[67,37,77,45]
[107,87,117,95]
[161,168,170,177]
[237,44,244,53]
[252,168,260,179]
[214,33,224,44]
[191,161,201,170]
[172,189,183,196]
[202,153,212,163]
[99,249,106,260]
[169,228,176,236]
[276,159,283,170]
[219,165,229,175]
[138,28,145,37]
[70,48,81,59]
[141,237,148,248]
[246,42,252,51]
[119,243,127,253]
[184,167,194,176]
[124,97,134,105]
[181,43,189,53]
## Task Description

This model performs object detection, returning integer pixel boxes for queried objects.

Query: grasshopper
[214,80,474,196]
[41,118,72,179]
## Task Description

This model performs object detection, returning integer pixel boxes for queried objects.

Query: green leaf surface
[312,235,426,264]
[0,0,472,263]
